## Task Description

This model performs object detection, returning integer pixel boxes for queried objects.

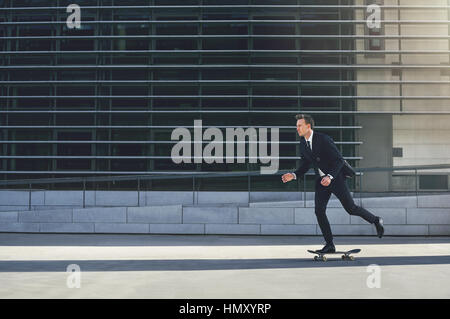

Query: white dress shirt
[292,130,333,180]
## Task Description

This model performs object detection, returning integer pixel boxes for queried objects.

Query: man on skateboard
[282,114,384,254]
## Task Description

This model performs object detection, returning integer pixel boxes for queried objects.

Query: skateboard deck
[307,249,361,261]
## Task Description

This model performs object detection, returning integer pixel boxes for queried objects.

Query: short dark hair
[295,114,314,129]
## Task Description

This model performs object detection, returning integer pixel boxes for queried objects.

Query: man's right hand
[282,173,295,183]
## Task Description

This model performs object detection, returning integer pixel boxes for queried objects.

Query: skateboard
[307,249,361,262]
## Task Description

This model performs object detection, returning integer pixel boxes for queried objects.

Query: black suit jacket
[294,131,345,179]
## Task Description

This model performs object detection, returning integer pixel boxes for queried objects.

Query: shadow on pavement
[0,233,449,246]
[1,255,450,272]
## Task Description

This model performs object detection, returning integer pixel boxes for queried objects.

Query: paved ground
[0,233,449,299]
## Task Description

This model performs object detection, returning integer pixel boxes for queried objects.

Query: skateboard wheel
[341,255,346,260]
[349,256,355,261]
[314,256,318,261]
[322,256,327,262]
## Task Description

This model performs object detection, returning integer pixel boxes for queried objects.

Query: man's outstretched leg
[331,175,385,238]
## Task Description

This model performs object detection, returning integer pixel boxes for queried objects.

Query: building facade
[1,0,449,193]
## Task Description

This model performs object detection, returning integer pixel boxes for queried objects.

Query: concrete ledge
[197,192,248,204]
[205,224,260,235]
[73,207,126,223]
[361,196,417,208]
[418,195,450,208]
[44,191,83,206]
[251,197,355,209]
[0,191,29,206]
[150,224,204,234]
[0,199,448,235]
[407,208,450,225]
[95,223,149,234]
[250,201,304,208]
[183,206,237,224]
[31,205,81,210]
[294,208,316,224]
[145,191,193,206]
[306,197,347,208]
[127,205,182,224]
[0,206,29,212]
[329,224,430,236]
[40,223,94,233]
[0,222,39,232]
[322,208,351,224]
[239,207,294,224]
[330,225,376,236]
[31,191,45,205]
[429,225,450,235]
[94,191,138,206]
[351,208,407,225]
[249,191,305,203]
[294,208,351,225]
[18,209,72,223]
[384,225,429,236]
[261,224,316,235]
[0,211,18,223]
[2,190,450,210]
[248,196,418,209]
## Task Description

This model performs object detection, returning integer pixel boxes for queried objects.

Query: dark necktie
[307,140,312,151]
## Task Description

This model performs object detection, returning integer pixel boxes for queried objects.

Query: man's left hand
[320,176,332,187]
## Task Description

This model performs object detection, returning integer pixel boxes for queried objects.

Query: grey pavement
[0,233,449,298]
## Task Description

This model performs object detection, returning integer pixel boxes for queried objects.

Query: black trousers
[315,172,377,245]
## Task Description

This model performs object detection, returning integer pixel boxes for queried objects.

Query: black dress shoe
[374,217,384,238]
[316,243,336,254]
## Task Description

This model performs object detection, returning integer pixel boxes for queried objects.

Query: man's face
[296,119,311,137]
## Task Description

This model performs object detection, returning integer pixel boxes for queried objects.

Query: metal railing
[2,20,450,25]
[1,5,450,10]
[0,164,449,209]
[1,65,449,69]
[2,35,450,39]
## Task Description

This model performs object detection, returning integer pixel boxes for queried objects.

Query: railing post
[137,177,140,207]
[415,168,419,207]
[359,172,363,206]
[192,176,195,205]
[247,173,251,204]
[28,183,32,210]
[303,175,306,208]
[82,178,86,208]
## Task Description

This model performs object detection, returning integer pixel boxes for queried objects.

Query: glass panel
[0,1,364,189]
[203,23,247,35]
